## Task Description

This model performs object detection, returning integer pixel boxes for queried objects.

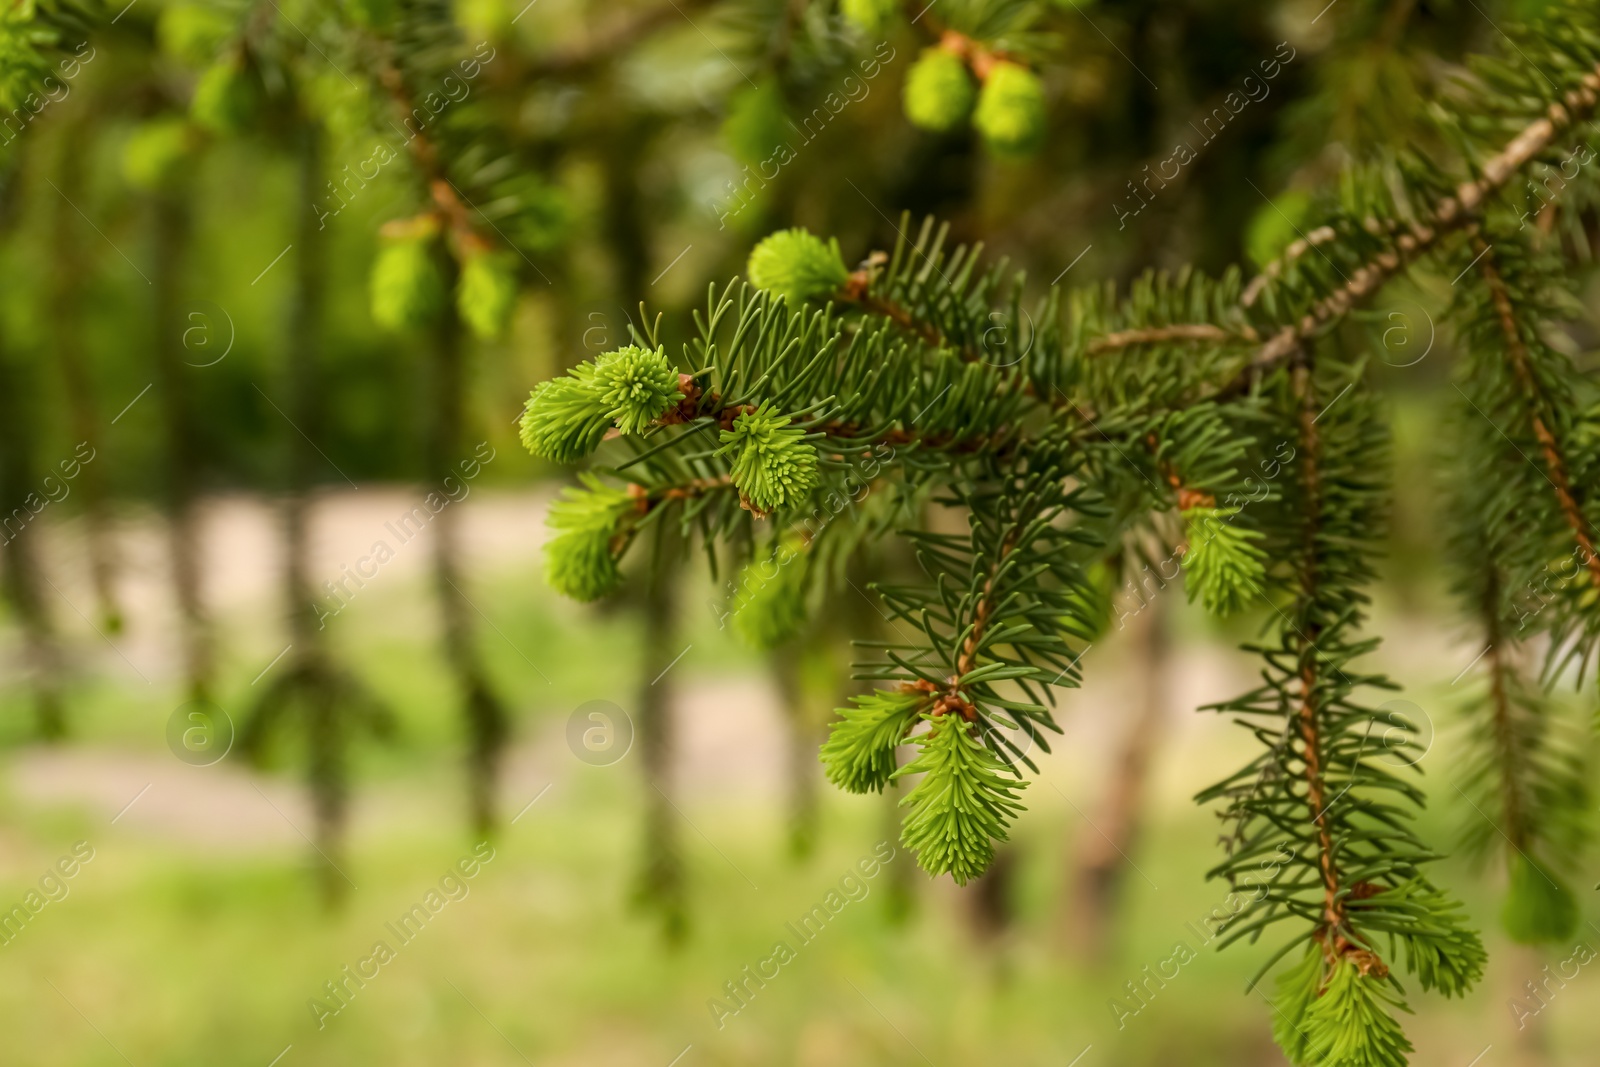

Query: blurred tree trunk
[602,98,687,936]
[430,258,509,839]
[0,167,66,738]
[51,118,121,633]
[770,647,819,860]
[0,318,67,739]
[601,106,652,314]
[284,123,349,907]
[1062,594,1169,963]
[150,184,212,701]
[635,572,686,941]
[966,847,1019,944]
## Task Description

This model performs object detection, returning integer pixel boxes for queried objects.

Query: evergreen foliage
[894,711,1027,885]
[730,533,811,649]
[716,401,821,515]
[820,687,922,793]
[592,345,685,436]
[1180,505,1267,616]
[542,475,637,603]
[972,60,1044,155]
[514,3,1600,1055]
[904,47,975,132]
[8,0,1600,1056]
[456,251,519,340]
[745,228,850,307]
[370,232,444,330]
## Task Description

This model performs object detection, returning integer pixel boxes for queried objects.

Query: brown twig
[1473,238,1600,591]
[1288,358,1357,969]
[1231,66,1600,391]
[374,52,488,253]
[1087,323,1258,354]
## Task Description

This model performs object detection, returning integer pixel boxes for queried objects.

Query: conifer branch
[1473,237,1600,591]
[1242,64,1600,381]
[1289,360,1351,965]
[372,48,486,251]
[1087,323,1257,353]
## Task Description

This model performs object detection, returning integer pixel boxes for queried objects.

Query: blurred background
[1,0,1597,1063]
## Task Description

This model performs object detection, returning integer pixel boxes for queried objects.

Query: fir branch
[1288,360,1350,961]
[1087,323,1258,354]
[1473,237,1600,591]
[1240,62,1600,382]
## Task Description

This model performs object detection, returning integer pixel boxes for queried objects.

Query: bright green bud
[895,713,1026,884]
[821,688,923,793]
[731,533,809,649]
[746,228,849,307]
[543,475,635,602]
[591,345,683,435]
[456,0,509,39]
[457,252,519,340]
[903,48,974,132]
[716,401,820,515]
[121,118,193,191]
[974,62,1046,156]
[1270,945,1324,1066]
[721,80,789,167]
[519,373,611,463]
[158,4,234,64]
[190,58,257,134]
[839,0,898,34]
[370,237,444,331]
[1181,505,1267,616]
[1296,957,1413,1067]
[1502,853,1578,943]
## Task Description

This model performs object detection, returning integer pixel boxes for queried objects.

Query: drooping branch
[1473,238,1600,591]
[1479,575,1529,853]
[1289,360,1351,967]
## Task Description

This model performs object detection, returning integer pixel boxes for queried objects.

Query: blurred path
[3,486,1479,851]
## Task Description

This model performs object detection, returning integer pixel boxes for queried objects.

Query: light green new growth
[904,47,975,132]
[731,534,810,649]
[370,236,444,330]
[894,713,1027,885]
[1297,958,1414,1067]
[121,118,192,191]
[519,346,681,462]
[715,401,820,514]
[542,475,636,602]
[820,688,923,793]
[973,62,1045,155]
[745,228,850,307]
[457,252,518,340]
[157,4,235,64]
[591,345,684,435]
[1181,505,1267,616]
[1366,880,1486,997]
[839,0,898,34]
[519,375,613,463]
